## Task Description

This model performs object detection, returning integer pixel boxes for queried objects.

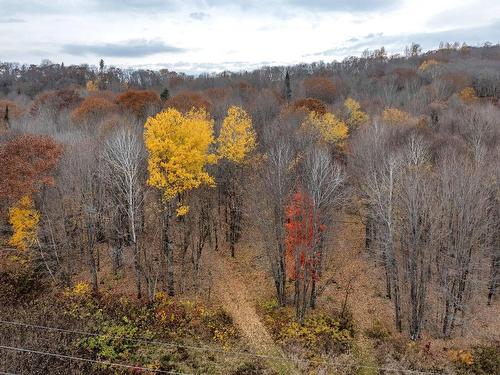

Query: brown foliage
[71,96,118,124]
[165,91,211,113]
[440,72,471,93]
[303,77,338,103]
[30,89,82,115]
[204,87,230,102]
[0,134,63,202]
[234,81,255,102]
[0,100,24,120]
[116,90,161,117]
[288,98,327,115]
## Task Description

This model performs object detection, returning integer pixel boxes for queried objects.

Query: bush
[469,345,500,375]
[365,319,391,340]
[262,300,354,357]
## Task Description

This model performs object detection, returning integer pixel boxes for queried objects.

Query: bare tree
[102,126,146,298]
[253,138,296,306]
[397,133,434,339]
[301,147,345,312]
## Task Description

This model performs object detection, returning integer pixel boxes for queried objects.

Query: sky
[1,0,499,74]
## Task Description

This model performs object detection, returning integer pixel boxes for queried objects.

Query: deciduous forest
[0,43,499,374]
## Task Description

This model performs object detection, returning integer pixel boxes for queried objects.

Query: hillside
[1,44,499,374]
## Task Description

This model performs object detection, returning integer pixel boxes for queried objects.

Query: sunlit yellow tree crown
[9,196,40,251]
[301,111,348,146]
[144,108,217,204]
[218,106,256,163]
[344,97,369,129]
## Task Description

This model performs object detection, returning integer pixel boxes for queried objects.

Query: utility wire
[0,345,189,375]
[0,319,443,374]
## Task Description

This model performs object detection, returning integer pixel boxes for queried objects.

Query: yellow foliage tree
[301,111,348,146]
[344,98,369,129]
[8,196,40,251]
[382,107,411,126]
[218,106,256,163]
[418,59,440,71]
[144,107,217,215]
[459,87,477,103]
[86,80,98,92]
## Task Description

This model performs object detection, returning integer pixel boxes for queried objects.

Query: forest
[0,43,499,374]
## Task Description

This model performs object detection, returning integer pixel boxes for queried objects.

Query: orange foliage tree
[165,91,210,113]
[288,98,327,115]
[0,100,24,120]
[116,90,161,118]
[71,96,118,125]
[303,77,338,104]
[30,89,82,115]
[0,135,63,203]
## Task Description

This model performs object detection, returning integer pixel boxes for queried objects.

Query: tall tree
[217,106,256,257]
[144,107,216,295]
[284,70,292,102]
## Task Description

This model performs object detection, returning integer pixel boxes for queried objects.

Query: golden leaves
[301,111,348,146]
[344,97,369,129]
[8,196,40,251]
[144,108,216,211]
[218,106,256,163]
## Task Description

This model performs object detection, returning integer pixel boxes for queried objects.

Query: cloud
[311,21,500,58]
[189,12,209,20]
[286,0,396,12]
[133,60,283,75]
[0,17,26,23]
[62,39,186,58]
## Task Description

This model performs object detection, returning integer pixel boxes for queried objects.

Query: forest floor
[208,248,299,375]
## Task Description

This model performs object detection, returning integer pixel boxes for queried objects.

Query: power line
[0,319,443,374]
[0,345,189,375]
[0,319,273,360]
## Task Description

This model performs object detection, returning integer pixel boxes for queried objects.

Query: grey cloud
[1,0,399,17]
[190,12,209,20]
[312,21,500,58]
[132,60,282,75]
[62,40,186,58]
[0,17,26,23]
[286,0,396,12]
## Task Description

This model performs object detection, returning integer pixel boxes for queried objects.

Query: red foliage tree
[0,134,63,203]
[285,190,324,281]
[116,89,161,117]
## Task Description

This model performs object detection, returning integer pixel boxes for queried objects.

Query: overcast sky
[1,0,499,74]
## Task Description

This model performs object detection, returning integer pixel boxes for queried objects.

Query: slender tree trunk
[162,202,174,296]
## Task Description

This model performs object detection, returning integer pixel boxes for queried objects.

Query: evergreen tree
[160,87,170,101]
[284,70,292,102]
[4,105,9,122]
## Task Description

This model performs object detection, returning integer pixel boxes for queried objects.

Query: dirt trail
[209,250,299,375]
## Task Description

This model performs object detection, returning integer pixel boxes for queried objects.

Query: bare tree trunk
[162,202,174,296]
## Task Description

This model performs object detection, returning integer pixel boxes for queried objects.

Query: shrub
[365,318,391,340]
[262,302,354,357]
[469,345,500,375]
